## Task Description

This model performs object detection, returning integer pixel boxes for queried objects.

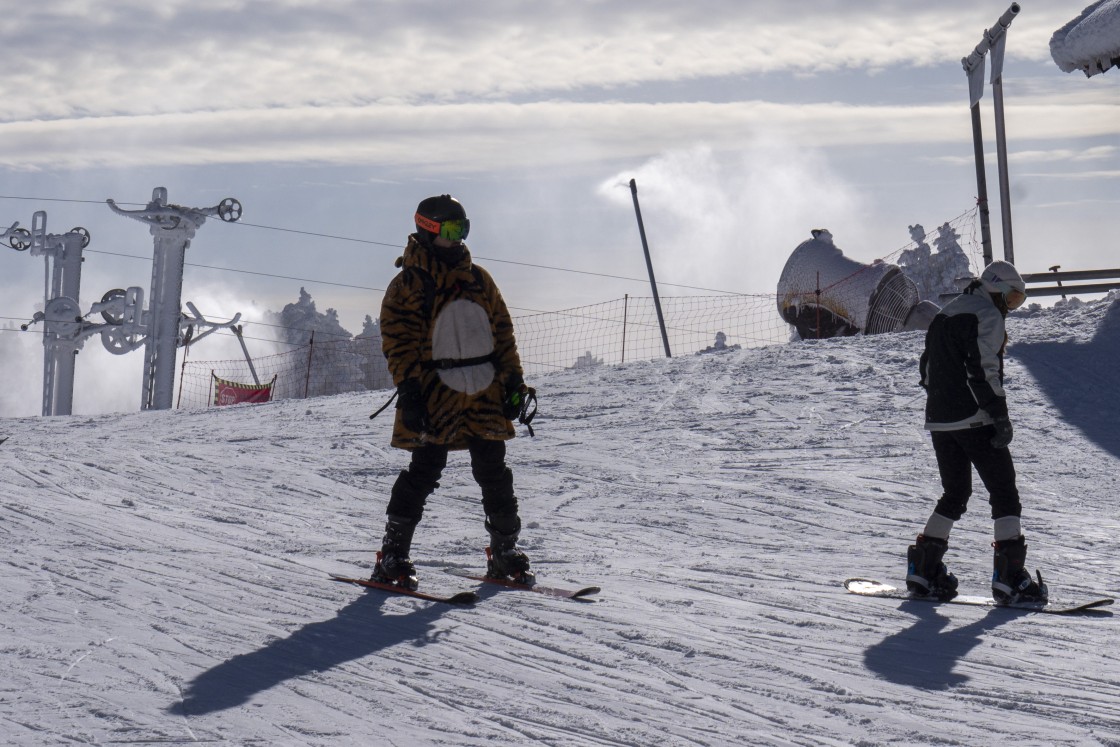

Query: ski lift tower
[107,187,243,411]
[2,212,92,416]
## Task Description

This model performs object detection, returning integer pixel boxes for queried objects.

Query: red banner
[212,373,276,406]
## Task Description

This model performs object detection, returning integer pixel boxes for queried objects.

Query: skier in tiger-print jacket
[372,194,534,589]
[380,234,521,450]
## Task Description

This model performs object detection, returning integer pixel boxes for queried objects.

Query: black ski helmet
[414,194,469,244]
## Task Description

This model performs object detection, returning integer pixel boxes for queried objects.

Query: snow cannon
[1051,0,1120,78]
[776,229,938,340]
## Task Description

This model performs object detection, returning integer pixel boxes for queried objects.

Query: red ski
[330,574,479,605]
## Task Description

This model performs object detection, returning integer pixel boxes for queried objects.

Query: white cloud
[933,144,1120,168]
[1010,145,1119,164]
[1,97,1114,174]
[1022,169,1120,180]
[0,2,1110,181]
[0,2,1079,123]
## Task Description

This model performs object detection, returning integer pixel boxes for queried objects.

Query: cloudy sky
[0,1,1117,411]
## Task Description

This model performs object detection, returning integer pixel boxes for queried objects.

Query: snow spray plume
[596,139,867,295]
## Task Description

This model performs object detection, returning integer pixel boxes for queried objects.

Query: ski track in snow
[1,295,1119,745]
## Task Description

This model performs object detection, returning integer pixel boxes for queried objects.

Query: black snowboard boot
[372,515,418,590]
[992,536,1047,603]
[906,534,959,599]
[485,514,533,583]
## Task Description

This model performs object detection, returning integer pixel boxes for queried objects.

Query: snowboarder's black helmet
[415,194,469,244]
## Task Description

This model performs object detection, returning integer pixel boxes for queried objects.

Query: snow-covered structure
[2,212,92,416]
[696,331,740,356]
[1051,0,1120,77]
[3,191,243,415]
[776,230,938,340]
[107,188,245,411]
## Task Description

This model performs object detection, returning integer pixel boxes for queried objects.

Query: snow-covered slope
[1,294,1118,746]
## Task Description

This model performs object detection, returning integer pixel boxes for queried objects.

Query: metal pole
[233,325,261,385]
[815,272,822,339]
[992,74,1014,263]
[304,331,315,398]
[970,104,995,265]
[621,294,629,364]
[1049,265,1066,300]
[962,3,1020,265]
[176,351,188,409]
[143,231,190,410]
[628,179,672,359]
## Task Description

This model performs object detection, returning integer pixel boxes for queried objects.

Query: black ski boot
[906,534,959,600]
[485,514,533,584]
[372,515,419,590]
[992,536,1047,604]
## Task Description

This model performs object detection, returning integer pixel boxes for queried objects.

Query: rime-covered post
[628,179,672,359]
[963,3,1020,265]
[108,188,243,410]
[2,212,92,415]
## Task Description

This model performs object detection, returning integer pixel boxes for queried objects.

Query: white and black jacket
[919,288,1009,432]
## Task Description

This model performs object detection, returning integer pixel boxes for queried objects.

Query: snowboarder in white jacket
[907,260,1046,603]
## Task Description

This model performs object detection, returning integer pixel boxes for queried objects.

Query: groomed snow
[1,293,1118,746]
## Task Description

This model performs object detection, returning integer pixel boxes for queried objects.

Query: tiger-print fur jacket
[380,235,524,451]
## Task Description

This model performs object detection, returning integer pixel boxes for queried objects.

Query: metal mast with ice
[107,187,243,411]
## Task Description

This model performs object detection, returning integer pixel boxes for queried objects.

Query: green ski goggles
[415,213,471,243]
[438,218,469,243]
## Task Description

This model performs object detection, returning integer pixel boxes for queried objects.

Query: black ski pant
[930,427,1021,521]
[385,438,519,529]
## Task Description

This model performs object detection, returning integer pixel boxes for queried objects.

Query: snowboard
[445,569,601,601]
[331,574,479,605]
[845,578,1113,615]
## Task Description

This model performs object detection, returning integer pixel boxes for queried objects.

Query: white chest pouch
[431,298,496,394]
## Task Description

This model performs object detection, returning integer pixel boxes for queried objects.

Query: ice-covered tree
[571,351,603,370]
[898,223,972,302]
[269,287,365,397]
[274,287,352,346]
[355,315,392,391]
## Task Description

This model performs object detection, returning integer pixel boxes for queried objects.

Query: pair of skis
[331,569,601,605]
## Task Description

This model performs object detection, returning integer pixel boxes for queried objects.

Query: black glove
[981,397,1011,448]
[502,377,529,420]
[990,416,1013,449]
[396,380,430,433]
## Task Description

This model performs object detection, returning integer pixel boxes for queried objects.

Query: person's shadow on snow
[862,601,1014,690]
[168,589,458,716]
[1012,299,1120,460]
